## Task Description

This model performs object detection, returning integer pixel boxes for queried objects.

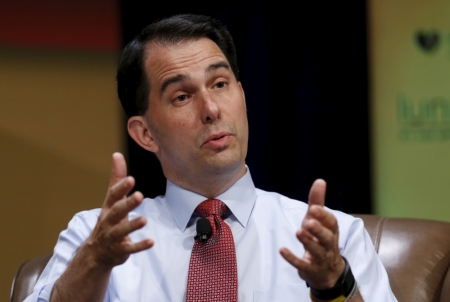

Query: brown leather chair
[9,215,450,302]
[352,215,450,301]
[9,253,52,302]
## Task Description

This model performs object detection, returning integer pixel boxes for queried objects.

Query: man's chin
[201,153,245,175]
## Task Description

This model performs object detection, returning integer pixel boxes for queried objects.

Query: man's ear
[238,81,246,104]
[127,116,160,153]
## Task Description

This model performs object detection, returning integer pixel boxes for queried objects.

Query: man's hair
[116,14,239,117]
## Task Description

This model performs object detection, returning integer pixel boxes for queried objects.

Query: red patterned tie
[186,199,238,301]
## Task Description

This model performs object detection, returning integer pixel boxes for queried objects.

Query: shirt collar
[164,167,256,232]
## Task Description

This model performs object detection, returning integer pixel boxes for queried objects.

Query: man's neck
[164,164,247,199]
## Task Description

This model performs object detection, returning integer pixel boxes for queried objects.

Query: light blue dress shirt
[25,169,397,301]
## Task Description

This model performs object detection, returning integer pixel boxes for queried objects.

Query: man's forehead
[143,38,225,62]
[143,38,230,84]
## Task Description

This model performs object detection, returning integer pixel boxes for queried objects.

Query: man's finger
[279,247,309,271]
[308,206,339,232]
[296,228,328,262]
[103,176,136,208]
[110,216,147,239]
[308,179,326,208]
[108,175,135,200]
[122,238,154,254]
[107,191,144,223]
[302,219,335,250]
[297,234,328,265]
[109,152,128,187]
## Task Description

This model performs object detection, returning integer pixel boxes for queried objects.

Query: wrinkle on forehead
[143,38,228,97]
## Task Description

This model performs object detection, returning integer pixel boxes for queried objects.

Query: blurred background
[1,0,450,300]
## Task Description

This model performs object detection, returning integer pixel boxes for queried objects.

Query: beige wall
[368,0,450,222]
[0,48,123,300]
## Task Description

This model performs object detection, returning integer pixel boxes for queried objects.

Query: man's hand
[84,152,154,269]
[51,153,153,302]
[280,179,345,290]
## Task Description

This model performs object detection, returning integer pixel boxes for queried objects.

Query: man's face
[141,38,248,185]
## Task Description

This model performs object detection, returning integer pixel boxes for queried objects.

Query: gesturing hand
[280,179,345,290]
[83,152,154,270]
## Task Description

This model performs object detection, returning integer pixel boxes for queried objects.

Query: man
[25,14,396,301]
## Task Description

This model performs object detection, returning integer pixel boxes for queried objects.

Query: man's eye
[175,95,188,102]
[215,82,226,88]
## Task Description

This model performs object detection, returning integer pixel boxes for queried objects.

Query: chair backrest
[353,214,450,302]
[10,216,450,301]
[9,254,52,302]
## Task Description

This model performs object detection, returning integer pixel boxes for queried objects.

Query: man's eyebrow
[206,61,231,73]
[160,74,189,95]
[159,61,230,95]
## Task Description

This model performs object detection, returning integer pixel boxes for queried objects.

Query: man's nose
[200,92,220,124]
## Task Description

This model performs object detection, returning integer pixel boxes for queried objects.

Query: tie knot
[195,199,228,218]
